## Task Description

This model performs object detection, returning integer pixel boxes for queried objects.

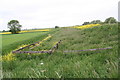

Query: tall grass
[2,24,118,78]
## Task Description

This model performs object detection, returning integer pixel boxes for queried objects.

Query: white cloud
[0,0,119,30]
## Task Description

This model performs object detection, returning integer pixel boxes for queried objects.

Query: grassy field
[2,29,57,55]
[1,24,118,78]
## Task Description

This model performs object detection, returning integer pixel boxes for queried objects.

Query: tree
[8,20,22,34]
[82,22,90,25]
[104,17,117,24]
[91,20,102,24]
[55,26,59,28]
[2,30,6,32]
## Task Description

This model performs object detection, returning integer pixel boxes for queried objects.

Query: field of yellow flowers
[72,24,101,29]
[0,29,50,34]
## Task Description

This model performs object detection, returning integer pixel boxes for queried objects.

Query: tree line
[82,17,117,25]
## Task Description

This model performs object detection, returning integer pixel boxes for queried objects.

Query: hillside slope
[2,24,118,78]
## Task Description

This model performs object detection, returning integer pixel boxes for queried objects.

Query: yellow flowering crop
[0,29,50,34]
[20,29,50,33]
[0,32,11,34]
[73,24,101,29]
[0,44,29,61]
[0,53,16,61]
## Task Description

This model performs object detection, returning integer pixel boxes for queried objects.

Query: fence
[12,40,62,54]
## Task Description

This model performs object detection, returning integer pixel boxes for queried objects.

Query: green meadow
[2,24,118,78]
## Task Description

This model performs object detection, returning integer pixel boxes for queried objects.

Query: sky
[0,0,119,30]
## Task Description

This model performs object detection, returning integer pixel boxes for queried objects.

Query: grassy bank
[2,24,118,78]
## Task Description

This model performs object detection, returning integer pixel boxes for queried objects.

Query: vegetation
[104,17,117,24]
[72,24,100,29]
[82,22,90,25]
[0,29,50,35]
[2,30,6,32]
[55,26,59,28]
[91,20,102,24]
[82,17,117,25]
[1,23,118,78]
[8,20,22,34]
[2,32,47,55]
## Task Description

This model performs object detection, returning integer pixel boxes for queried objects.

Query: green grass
[2,24,118,78]
[2,32,47,47]
[2,29,58,55]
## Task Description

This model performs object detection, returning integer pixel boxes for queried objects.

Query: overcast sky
[0,0,119,30]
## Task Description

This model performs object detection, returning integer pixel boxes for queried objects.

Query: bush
[55,26,59,28]
[104,17,117,24]
[82,22,90,25]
